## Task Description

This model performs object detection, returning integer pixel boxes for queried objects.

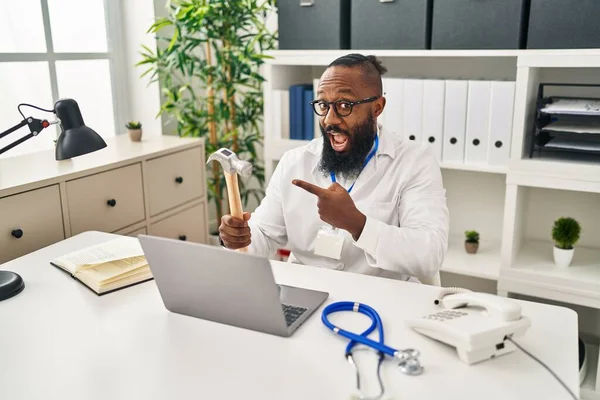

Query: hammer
[207,148,253,250]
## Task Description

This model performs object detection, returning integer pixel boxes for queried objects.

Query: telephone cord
[505,336,579,400]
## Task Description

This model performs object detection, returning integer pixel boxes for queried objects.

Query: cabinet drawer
[146,146,205,216]
[66,164,145,235]
[125,227,147,237]
[150,203,207,244]
[0,185,65,263]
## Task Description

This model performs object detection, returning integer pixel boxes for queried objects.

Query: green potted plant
[464,230,479,254]
[137,0,277,239]
[126,121,143,142]
[552,217,581,268]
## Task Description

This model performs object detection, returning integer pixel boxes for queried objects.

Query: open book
[50,236,153,295]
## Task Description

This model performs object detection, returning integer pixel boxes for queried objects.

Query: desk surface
[0,231,579,400]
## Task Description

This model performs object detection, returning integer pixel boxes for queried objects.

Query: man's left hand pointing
[292,179,366,241]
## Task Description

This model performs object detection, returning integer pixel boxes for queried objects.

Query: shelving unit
[582,343,600,400]
[262,48,600,399]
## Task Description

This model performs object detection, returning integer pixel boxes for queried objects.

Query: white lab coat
[247,124,449,282]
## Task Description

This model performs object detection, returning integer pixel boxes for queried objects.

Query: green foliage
[137,0,277,224]
[465,230,479,243]
[126,121,142,129]
[552,217,581,249]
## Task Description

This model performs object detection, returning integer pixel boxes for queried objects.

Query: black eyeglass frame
[309,95,380,117]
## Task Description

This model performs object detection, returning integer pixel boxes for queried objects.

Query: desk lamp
[0,98,107,302]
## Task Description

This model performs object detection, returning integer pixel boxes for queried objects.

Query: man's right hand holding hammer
[219,212,252,250]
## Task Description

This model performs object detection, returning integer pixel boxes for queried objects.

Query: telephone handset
[406,290,531,364]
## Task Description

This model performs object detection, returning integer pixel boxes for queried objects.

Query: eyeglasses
[310,96,380,117]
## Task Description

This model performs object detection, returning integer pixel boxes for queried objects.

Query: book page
[75,256,148,284]
[52,236,144,273]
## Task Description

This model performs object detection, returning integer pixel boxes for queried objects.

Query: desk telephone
[406,289,531,364]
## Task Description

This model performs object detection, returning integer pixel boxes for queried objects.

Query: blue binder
[303,86,315,140]
[289,84,312,140]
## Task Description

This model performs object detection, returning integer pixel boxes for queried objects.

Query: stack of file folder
[530,84,600,158]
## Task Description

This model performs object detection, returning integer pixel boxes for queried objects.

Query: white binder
[381,78,404,136]
[422,80,445,162]
[487,81,515,165]
[442,80,468,164]
[403,79,424,143]
[465,80,492,164]
[272,89,289,140]
[313,78,321,138]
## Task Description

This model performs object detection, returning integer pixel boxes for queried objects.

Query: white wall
[119,0,163,136]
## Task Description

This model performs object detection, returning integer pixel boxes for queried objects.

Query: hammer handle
[225,171,243,219]
[224,171,247,252]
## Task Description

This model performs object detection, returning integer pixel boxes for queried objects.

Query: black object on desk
[0,98,107,302]
[0,271,24,302]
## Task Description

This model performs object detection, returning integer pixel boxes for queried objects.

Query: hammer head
[207,148,252,178]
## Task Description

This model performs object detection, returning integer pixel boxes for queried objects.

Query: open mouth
[329,132,349,152]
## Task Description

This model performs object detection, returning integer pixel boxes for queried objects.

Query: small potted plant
[126,121,142,142]
[552,217,581,268]
[464,230,479,254]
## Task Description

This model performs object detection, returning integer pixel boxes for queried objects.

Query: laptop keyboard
[282,304,307,326]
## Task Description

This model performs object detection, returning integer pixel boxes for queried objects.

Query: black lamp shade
[54,98,107,160]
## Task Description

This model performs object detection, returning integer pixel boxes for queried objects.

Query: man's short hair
[328,53,388,95]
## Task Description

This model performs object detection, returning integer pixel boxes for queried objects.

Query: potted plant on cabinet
[465,230,479,254]
[137,0,277,242]
[552,217,581,268]
[126,121,143,142]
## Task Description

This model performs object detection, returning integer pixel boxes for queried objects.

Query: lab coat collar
[307,123,395,177]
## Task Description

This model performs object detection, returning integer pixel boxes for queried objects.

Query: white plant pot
[553,246,574,268]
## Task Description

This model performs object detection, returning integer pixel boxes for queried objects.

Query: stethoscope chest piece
[397,356,424,375]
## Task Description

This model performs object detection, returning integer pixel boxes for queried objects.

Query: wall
[120,0,163,137]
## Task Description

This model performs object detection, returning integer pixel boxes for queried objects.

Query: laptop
[138,235,329,337]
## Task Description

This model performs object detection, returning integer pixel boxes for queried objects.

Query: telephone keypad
[424,310,468,321]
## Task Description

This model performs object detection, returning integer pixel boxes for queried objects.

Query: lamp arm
[0,117,59,156]
[0,119,28,141]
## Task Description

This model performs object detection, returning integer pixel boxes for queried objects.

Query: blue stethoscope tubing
[321,301,396,357]
[321,301,423,376]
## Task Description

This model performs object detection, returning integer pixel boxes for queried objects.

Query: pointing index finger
[292,179,327,197]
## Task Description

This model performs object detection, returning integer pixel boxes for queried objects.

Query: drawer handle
[107,199,117,207]
[178,235,187,241]
[11,229,23,239]
[175,176,184,184]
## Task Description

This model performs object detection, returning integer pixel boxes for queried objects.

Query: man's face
[316,66,385,179]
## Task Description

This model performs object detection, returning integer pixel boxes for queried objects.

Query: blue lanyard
[330,133,379,193]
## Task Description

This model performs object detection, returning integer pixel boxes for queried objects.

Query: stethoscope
[321,301,423,400]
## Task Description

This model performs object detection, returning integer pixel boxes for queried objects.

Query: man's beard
[318,115,377,181]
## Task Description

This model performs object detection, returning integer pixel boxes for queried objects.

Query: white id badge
[314,226,344,260]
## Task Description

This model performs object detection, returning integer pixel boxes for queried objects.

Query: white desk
[0,231,579,400]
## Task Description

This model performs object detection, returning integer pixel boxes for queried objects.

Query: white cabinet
[0,135,209,264]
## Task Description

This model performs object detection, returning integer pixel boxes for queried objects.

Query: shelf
[440,237,500,280]
[266,138,311,158]
[500,241,600,308]
[582,343,600,400]
[265,49,521,65]
[507,160,600,193]
[265,49,600,66]
[518,51,600,68]
[440,162,507,175]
